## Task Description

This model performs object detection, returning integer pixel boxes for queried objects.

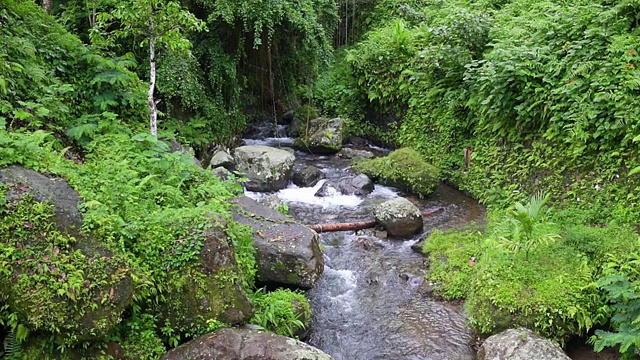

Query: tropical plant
[499,192,560,260]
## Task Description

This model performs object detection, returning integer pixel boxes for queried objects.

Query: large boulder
[161,328,331,360]
[209,149,235,170]
[373,197,423,238]
[477,328,571,360]
[315,174,374,197]
[157,220,254,334]
[233,146,295,192]
[293,118,346,154]
[231,197,324,289]
[0,166,134,343]
[292,165,324,187]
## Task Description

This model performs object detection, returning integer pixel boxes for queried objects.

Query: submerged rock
[478,328,571,360]
[293,118,346,154]
[373,197,423,238]
[233,145,295,192]
[0,166,134,343]
[338,147,375,160]
[292,165,324,187]
[231,197,324,289]
[161,328,331,360]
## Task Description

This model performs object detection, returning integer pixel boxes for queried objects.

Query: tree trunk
[148,22,158,137]
[42,0,53,13]
[306,220,377,233]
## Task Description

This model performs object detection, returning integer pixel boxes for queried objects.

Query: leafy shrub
[294,105,320,122]
[250,288,311,338]
[590,252,640,358]
[562,225,640,269]
[354,147,440,196]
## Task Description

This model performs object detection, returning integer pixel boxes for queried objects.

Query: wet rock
[292,166,324,187]
[233,146,295,192]
[293,118,346,154]
[157,221,254,333]
[478,328,571,360]
[315,175,374,197]
[260,195,286,212]
[340,174,374,195]
[348,136,368,148]
[0,166,134,343]
[354,237,382,251]
[231,197,324,289]
[289,118,303,138]
[373,198,423,238]
[281,110,295,125]
[209,150,234,170]
[161,328,331,360]
[338,147,375,160]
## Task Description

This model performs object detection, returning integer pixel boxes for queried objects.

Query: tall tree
[94,0,204,137]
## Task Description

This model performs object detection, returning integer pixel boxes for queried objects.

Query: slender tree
[94,0,204,137]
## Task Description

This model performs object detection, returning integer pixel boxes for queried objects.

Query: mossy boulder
[354,148,440,197]
[0,166,135,344]
[373,197,423,238]
[161,328,331,360]
[293,118,347,154]
[233,146,295,192]
[231,197,324,289]
[157,222,254,335]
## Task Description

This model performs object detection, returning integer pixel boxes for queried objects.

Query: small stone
[373,198,423,238]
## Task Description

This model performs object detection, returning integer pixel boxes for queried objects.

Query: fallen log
[306,220,376,233]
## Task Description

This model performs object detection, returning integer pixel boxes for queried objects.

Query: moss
[354,148,441,196]
[287,272,301,283]
[0,195,134,346]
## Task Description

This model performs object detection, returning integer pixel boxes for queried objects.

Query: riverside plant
[499,192,561,260]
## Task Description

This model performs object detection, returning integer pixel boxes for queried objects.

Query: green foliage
[294,105,320,122]
[354,148,440,196]
[250,288,310,338]
[590,252,640,358]
[422,228,483,300]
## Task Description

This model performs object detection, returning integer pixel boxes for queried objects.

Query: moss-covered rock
[354,148,440,197]
[0,166,135,345]
[293,118,347,154]
[157,223,254,336]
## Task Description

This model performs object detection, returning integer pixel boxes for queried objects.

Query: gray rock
[233,146,296,192]
[281,110,295,125]
[338,147,375,160]
[289,118,303,138]
[0,166,134,342]
[373,198,423,238]
[212,166,233,181]
[478,328,571,360]
[292,166,324,187]
[315,175,374,197]
[168,139,202,167]
[231,197,324,289]
[293,118,346,154]
[161,328,331,360]
[209,150,235,170]
[260,195,286,212]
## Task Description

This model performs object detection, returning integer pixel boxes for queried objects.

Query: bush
[250,288,311,338]
[562,224,640,270]
[354,147,440,196]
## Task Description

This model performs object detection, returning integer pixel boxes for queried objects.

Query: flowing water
[243,134,485,360]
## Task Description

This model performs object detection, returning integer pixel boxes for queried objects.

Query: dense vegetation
[1,0,640,358]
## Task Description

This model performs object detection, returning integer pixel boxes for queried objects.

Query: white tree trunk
[42,0,53,13]
[148,21,158,138]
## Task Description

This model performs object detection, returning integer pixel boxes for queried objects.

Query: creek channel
[242,127,485,360]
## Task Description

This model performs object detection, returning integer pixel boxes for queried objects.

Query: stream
[242,128,485,360]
